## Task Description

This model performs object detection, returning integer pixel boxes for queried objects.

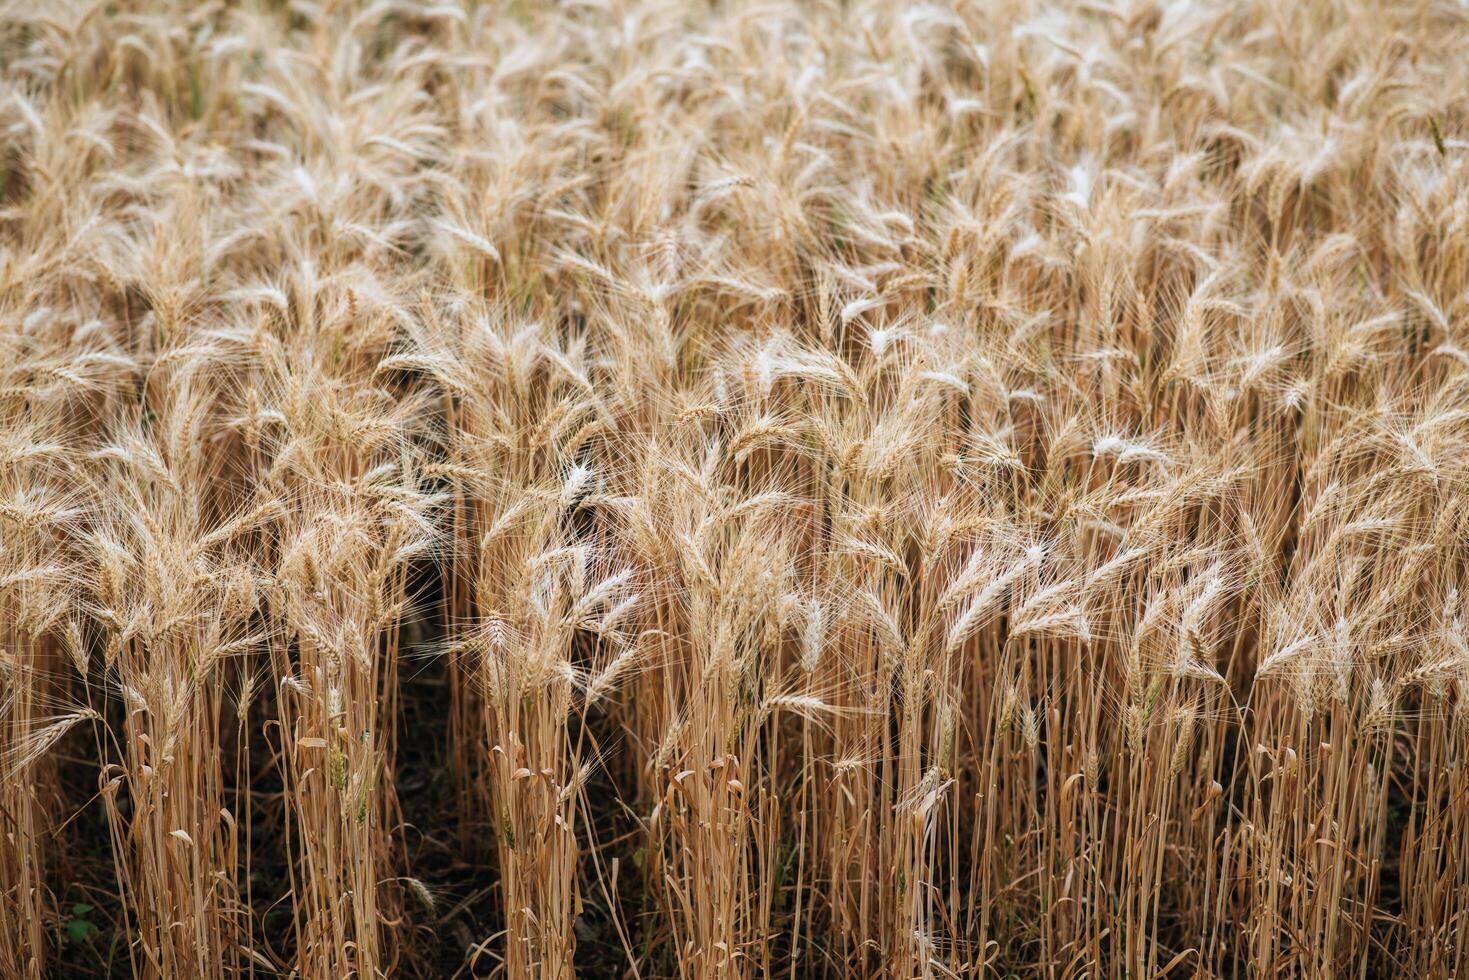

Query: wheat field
[2,0,1468,977]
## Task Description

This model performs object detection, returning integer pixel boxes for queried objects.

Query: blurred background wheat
[2,0,1469,977]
